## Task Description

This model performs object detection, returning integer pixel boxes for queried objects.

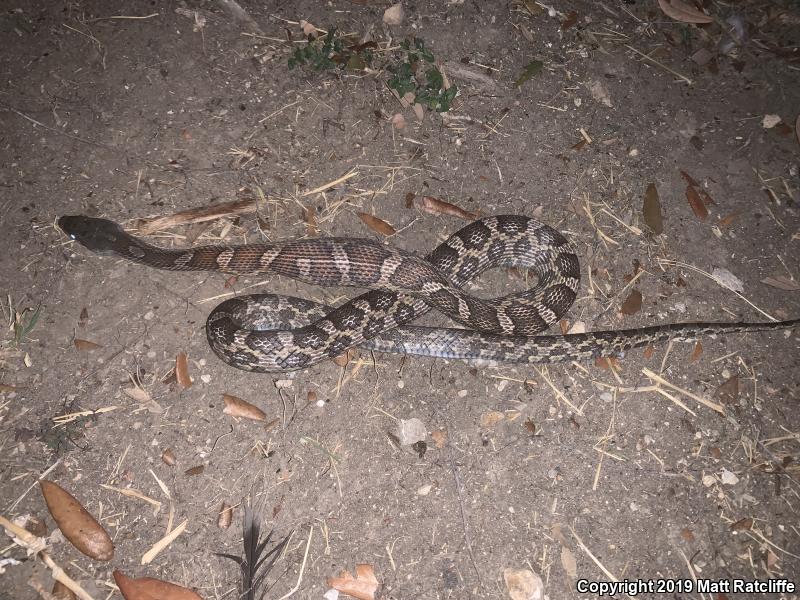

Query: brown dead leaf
[391,112,406,130]
[78,307,89,327]
[412,103,424,122]
[431,429,448,448]
[730,517,753,531]
[690,341,703,362]
[404,192,415,208]
[715,375,739,404]
[73,338,102,351]
[303,206,318,236]
[643,345,655,359]
[222,394,266,421]
[657,0,713,23]
[332,348,357,367]
[595,356,621,370]
[113,570,203,600]
[642,183,663,234]
[503,568,543,600]
[620,289,642,315]
[680,527,695,542]
[217,502,233,529]
[561,546,577,579]
[719,212,739,228]
[161,448,177,466]
[561,10,578,30]
[685,185,709,220]
[415,196,479,220]
[39,480,114,561]
[184,465,205,476]
[480,411,505,428]
[52,581,78,600]
[328,564,380,600]
[761,276,800,291]
[357,213,396,236]
[175,352,192,388]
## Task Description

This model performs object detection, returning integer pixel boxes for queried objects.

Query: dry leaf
[137,198,259,235]
[730,517,753,531]
[480,411,505,428]
[412,102,424,122]
[561,10,578,30]
[657,0,713,23]
[431,429,448,448]
[52,581,78,600]
[382,3,403,25]
[620,289,642,315]
[39,480,114,561]
[78,307,89,327]
[642,183,663,234]
[680,527,695,542]
[761,276,800,291]
[719,212,739,227]
[161,448,177,466]
[124,387,163,414]
[217,502,233,529]
[357,213,396,236]
[328,564,380,600]
[762,114,782,129]
[303,206,318,236]
[685,185,709,220]
[690,341,703,362]
[185,465,205,476]
[643,344,655,359]
[560,546,577,579]
[222,394,266,421]
[391,113,405,130]
[113,570,203,600]
[415,196,479,220]
[715,375,739,404]
[595,356,621,370]
[503,568,544,600]
[175,352,192,388]
[299,19,317,36]
[331,348,357,367]
[73,338,102,351]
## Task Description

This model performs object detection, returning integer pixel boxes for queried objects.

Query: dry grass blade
[657,0,713,23]
[216,504,291,600]
[136,198,261,235]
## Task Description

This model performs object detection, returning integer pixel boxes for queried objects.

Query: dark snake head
[58,215,128,255]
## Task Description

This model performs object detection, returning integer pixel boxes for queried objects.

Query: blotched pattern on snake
[58,215,798,372]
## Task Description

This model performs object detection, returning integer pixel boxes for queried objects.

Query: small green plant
[387,38,457,112]
[287,28,374,72]
[6,296,42,345]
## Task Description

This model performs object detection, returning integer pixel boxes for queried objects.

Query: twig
[275,526,314,600]
[301,170,359,197]
[0,104,115,150]
[642,368,724,415]
[624,44,692,85]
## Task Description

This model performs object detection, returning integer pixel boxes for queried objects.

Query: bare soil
[1,1,799,599]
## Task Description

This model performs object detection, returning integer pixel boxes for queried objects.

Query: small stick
[275,526,314,600]
[302,170,359,197]
[642,368,724,415]
[624,44,692,85]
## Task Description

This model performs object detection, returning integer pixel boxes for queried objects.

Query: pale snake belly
[57,215,799,373]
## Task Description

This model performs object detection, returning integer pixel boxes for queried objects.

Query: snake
[57,214,799,373]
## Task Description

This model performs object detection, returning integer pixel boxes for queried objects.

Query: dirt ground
[1,1,799,599]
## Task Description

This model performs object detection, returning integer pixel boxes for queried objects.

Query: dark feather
[216,503,291,600]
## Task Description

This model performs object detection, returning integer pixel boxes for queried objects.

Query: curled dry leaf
[357,213,396,236]
[657,0,713,23]
[642,183,663,235]
[414,196,479,220]
[161,448,177,466]
[222,394,266,421]
[73,338,102,351]
[113,570,204,600]
[217,502,233,529]
[391,112,406,130]
[39,480,114,561]
[328,564,380,600]
[620,289,642,315]
[175,352,192,388]
[503,568,544,600]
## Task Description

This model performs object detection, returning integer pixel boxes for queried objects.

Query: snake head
[58,215,127,255]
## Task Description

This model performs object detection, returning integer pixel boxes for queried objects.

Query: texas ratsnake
[58,215,799,373]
